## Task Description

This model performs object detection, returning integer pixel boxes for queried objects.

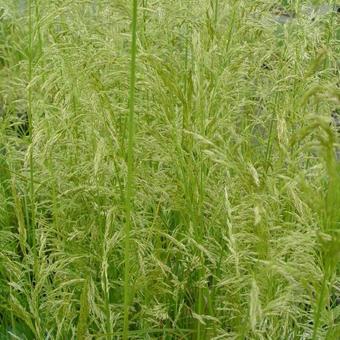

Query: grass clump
[0,0,339,339]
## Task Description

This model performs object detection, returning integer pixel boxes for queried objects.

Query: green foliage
[0,0,339,339]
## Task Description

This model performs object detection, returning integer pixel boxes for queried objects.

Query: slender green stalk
[123,1,138,338]
[27,1,42,337]
[28,0,36,272]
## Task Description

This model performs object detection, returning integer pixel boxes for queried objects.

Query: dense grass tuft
[0,1,339,339]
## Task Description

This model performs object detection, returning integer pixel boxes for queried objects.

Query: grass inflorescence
[0,0,339,339]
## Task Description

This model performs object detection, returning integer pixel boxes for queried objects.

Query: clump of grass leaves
[0,0,339,339]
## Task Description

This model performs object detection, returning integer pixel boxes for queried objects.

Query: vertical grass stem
[123,1,138,339]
